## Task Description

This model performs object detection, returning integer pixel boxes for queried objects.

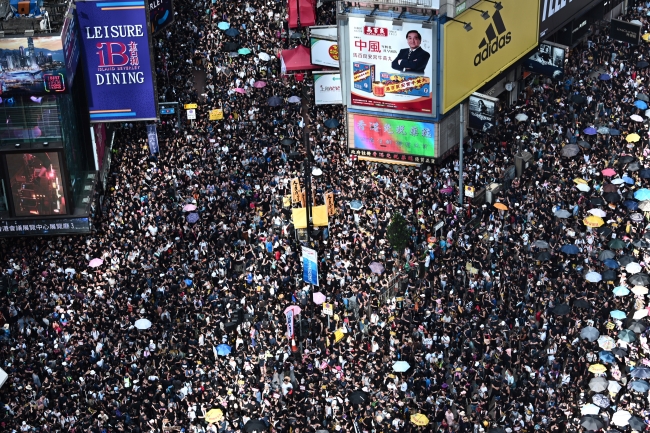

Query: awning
[288,0,315,29]
[280,45,321,71]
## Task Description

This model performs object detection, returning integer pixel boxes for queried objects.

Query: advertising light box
[150,0,174,35]
[61,5,80,89]
[347,112,435,164]
[77,0,158,122]
[314,72,342,105]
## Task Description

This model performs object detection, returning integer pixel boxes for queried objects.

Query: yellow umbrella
[589,364,607,374]
[410,414,430,426]
[494,203,508,211]
[334,328,345,343]
[644,33,650,41]
[205,408,224,423]
[627,133,641,143]
[583,215,605,228]
[574,178,588,184]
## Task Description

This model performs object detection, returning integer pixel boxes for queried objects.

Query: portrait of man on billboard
[391,30,430,73]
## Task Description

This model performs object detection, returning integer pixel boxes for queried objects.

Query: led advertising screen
[523,42,567,79]
[314,73,342,105]
[77,0,158,122]
[0,36,67,95]
[150,0,174,35]
[6,152,67,217]
[468,92,498,133]
[347,16,434,115]
[61,6,81,89]
[347,112,435,164]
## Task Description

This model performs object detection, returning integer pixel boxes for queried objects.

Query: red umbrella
[602,168,617,177]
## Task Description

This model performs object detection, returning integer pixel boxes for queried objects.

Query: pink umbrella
[313,292,326,305]
[602,168,617,177]
[234,88,246,94]
[89,258,104,268]
[254,81,267,88]
[183,204,197,211]
[284,305,302,315]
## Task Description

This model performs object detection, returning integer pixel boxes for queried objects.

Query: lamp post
[301,84,314,244]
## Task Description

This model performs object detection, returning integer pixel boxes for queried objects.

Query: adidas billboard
[442,0,539,114]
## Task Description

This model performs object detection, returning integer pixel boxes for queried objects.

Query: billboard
[302,246,319,286]
[539,0,601,39]
[311,38,339,68]
[0,36,67,95]
[61,6,81,89]
[610,19,641,45]
[346,17,435,115]
[347,112,435,164]
[150,0,174,35]
[314,72,342,105]
[523,41,567,79]
[468,93,498,133]
[6,152,67,217]
[77,0,158,122]
[442,0,539,114]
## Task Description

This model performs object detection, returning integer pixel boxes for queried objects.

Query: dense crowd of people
[4,0,650,433]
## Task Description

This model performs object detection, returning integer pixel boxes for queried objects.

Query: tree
[386,212,410,259]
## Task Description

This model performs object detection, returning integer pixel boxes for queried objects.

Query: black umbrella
[639,93,650,102]
[577,140,591,149]
[634,239,650,249]
[630,273,650,286]
[225,28,240,37]
[629,416,646,431]
[574,299,591,309]
[536,251,552,261]
[629,161,641,171]
[348,390,369,405]
[561,144,580,157]
[619,155,636,164]
[580,416,604,430]
[598,226,613,237]
[641,169,650,179]
[572,94,587,104]
[268,96,283,106]
[324,118,340,128]
[243,419,268,432]
[638,61,650,69]
[590,197,606,206]
[290,32,303,39]
[619,255,636,266]
[281,138,295,146]
[611,347,628,357]
[553,304,570,315]
[602,269,617,281]
[224,42,239,51]
[603,192,621,203]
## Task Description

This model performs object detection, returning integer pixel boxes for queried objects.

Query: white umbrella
[581,403,601,415]
[612,178,626,185]
[588,209,607,217]
[632,285,650,295]
[0,367,7,389]
[392,361,411,372]
[645,108,650,118]
[134,319,152,330]
[633,308,650,320]
[586,272,603,282]
[258,52,271,61]
[612,410,632,426]
[577,183,591,192]
[515,113,528,121]
[609,380,623,394]
[631,19,643,25]
[598,335,616,350]
[631,114,644,122]
[627,262,643,274]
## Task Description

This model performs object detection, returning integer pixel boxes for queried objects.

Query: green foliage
[386,212,410,256]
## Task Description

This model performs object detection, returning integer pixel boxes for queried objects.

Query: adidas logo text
[473,10,512,67]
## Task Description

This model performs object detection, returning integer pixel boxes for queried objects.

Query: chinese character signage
[302,246,319,286]
[347,17,434,115]
[314,73,342,105]
[347,112,435,163]
[61,5,81,89]
[150,0,174,35]
[77,0,158,122]
[610,19,642,45]
[0,218,91,237]
[0,36,67,95]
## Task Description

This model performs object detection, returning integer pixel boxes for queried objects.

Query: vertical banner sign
[290,178,302,203]
[325,192,335,215]
[468,93,498,132]
[77,0,158,122]
[285,309,294,338]
[150,0,175,35]
[61,5,81,89]
[348,17,434,114]
[302,246,319,286]
[147,124,159,154]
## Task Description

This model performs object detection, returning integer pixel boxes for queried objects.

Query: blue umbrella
[324,118,340,128]
[629,380,650,393]
[184,279,193,287]
[238,48,251,55]
[604,259,620,269]
[610,129,621,136]
[636,100,649,110]
[225,28,240,37]
[599,350,616,364]
[584,127,597,135]
[610,310,627,319]
[635,188,650,201]
[613,286,630,296]
[187,213,200,223]
[561,244,580,255]
[268,96,282,106]
[218,21,230,30]
[623,176,635,184]
[624,200,639,210]
[599,74,612,80]
[216,344,232,356]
